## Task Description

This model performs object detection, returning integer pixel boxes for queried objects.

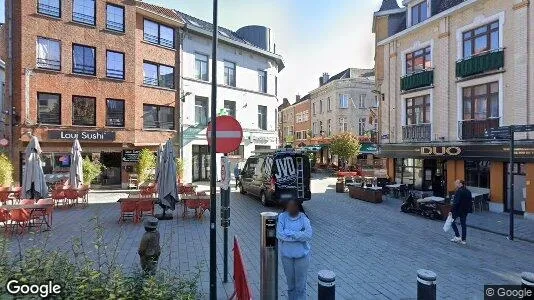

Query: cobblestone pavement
[6,175,534,299]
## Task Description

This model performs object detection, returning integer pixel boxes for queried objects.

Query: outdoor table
[117,197,158,203]
[347,185,383,203]
[386,184,401,188]
[1,203,54,231]
[181,194,210,219]
[417,196,445,203]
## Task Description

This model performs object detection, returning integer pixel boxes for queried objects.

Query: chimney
[295,95,301,103]
[319,73,330,86]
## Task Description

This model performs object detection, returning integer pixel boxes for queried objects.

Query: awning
[301,145,322,152]
[360,144,378,154]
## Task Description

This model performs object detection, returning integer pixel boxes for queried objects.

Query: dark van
[237,149,311,206]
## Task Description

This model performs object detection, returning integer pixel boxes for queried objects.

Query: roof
[379,0,401,11]
[297,94,311,103]
[326,68,375,84]
[278,98,291,110]
[436,0,466,14]
[136,1,180,20]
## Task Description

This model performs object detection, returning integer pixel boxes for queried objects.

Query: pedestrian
[234,163,240,189]
[277,199,312,300]
[450,179,473,245]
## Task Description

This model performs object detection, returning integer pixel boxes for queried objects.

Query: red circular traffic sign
[206,116,243,153]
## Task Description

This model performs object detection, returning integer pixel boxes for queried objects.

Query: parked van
[237,149,311,206]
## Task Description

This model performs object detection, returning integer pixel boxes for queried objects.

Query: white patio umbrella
[22,135,48,199]
[156,140,179,219]
[155,143,164,183]
[69,138,83,188]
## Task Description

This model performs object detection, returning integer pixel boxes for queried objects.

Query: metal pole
[221,154,230,283]
[508,126,515,240]
[223,187,229,282]
[318,270,336,300]
[209,0,218,298]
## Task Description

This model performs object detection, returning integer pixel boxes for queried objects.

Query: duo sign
[48,130,116,141]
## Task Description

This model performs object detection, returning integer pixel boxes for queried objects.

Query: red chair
[77,186,89,207]
[137,200,155,222]
[183,197,200,218]
[51,188,66,207]
[64,189,79,206]
[33,199,54,228]
[8,209,31,235]
[140,186,153,198]
[119,201,138,223]
[0,191,10,205]
[10,187,22,204]
[20,199,36,205]
[0,209,9,234]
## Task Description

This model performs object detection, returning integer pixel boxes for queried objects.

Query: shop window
[464,160,490,188]
[72,96,96,126]
[143,104,174,130]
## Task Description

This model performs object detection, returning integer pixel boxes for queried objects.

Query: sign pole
[220,155,230,283]
[209,0,218,298]
[508,125,515,241]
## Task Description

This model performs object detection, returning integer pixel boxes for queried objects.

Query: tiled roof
[326,68,374,84]
[278,98,291,110]
[378,0,401,12]
[136,1,180,20]
[436,0,466,14]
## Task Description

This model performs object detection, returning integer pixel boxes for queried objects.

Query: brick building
[373,0,534,218]
[277,98,294,147]
[4,0,183,186]
[293,94,311,147]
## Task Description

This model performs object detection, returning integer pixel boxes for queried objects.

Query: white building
[177,12,284,182]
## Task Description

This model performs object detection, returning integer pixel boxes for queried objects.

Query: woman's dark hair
[282,200,309,219]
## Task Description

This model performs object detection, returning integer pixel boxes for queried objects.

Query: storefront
[380,141,534,218]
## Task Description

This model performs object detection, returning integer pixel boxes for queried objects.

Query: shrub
[176,158,184,180]
[82,157,103,185]
[0,154,14,187]
[0,218,201,299]
[329,132,361,161]
[137,149,156,184]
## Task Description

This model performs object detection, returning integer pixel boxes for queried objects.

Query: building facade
[293,95,311,147]
[177,11,284,183]
[373,0,534,218]
[277,97,291,147]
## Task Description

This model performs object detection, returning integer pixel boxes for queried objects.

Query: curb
[467,224,534,244]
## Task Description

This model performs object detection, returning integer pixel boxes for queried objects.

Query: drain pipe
[7,0,14,160]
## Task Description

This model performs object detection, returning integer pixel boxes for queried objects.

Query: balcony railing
[72,12,96,26]
[38,3,61,17]
[107,68,124,79]
[402,123,431,142]
[106,20,124,32]
[37,58,61,71]
[456,48,504,78]
[400,69,434,91]
[458,118,500,140]
[73,64,96,75]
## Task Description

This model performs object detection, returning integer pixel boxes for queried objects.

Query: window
[312,103,316,115]
[258,70,267,93]
[194,96,209,125]
[359,94,366,108]
[465,160,490,188]
[72,96,96,126]
[224,61,236,87]
[296,131,302,140]
[228,145,244,158]
[258,105,267,130]
[327,97,331,111]
[339,94,349,109]
[319,121,324,134]
[224,100,236,117]
[275,76,278,96]
[143,62,175,89]
[358,118,366,135]
[405,46,431,74]
[143,19,175,48]
[106,50,124,79]
[72,0,95,26]
[38,0,61,18]
[195,53,209,81]
[462,82,499,120]
[462,21,499,58]
[72,44,96,75]
[36,37,61,70]
[319,100,323,114]
[312,122,317,136]
[405,95,431,125]
[106,99,124,127]
[106,4,124,32]
[411,1,428,26]
[38,93,61,124]
[327,119,331,136]
[143,104,174,130]
[339,118,347,132]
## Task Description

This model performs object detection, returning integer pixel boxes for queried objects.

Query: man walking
[450,179,473,245]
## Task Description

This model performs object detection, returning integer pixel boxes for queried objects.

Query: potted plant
[137,148,156,186]
[176,158,185,184]
[82,157,103,187]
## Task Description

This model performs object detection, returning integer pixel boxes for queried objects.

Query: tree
[137,148,156,184]
[0,154,14,186]
[329,132,361,162]
[82,157,103,185]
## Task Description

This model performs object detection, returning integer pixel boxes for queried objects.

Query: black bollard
[417,269,436,300]
[318,270,335,300]
[522,272,534,293]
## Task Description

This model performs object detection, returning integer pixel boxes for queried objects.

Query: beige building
[277,98,294,146]
[373,0,534,218]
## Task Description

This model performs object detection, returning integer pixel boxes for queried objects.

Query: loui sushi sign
[48,130,116,141]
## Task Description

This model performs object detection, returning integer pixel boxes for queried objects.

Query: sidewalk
[468,211,534,242]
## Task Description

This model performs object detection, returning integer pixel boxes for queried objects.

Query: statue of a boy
[138,217,161,275]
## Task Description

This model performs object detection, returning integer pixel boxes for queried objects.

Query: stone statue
[138,217,161,275]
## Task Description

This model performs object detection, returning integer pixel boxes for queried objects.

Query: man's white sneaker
[450,237,461,243]
[460,240,467,245]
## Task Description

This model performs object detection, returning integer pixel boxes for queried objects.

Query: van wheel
[239,183,246,195]
[261,192,269,206]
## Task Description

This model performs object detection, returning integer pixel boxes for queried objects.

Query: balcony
[400,69,434,92]
[456,48,504,78]
[458,118,500,140]
[402,124,431,142]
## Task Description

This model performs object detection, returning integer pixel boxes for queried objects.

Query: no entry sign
[206,116,243,153]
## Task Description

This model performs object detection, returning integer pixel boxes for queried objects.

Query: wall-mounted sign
[420,146,461,156]
[122,150,140,162]
[48,130,116,141]
[251,136,277,144]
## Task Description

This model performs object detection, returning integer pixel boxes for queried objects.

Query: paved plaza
[7,175,534,299]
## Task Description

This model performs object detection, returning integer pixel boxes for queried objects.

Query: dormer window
[411,1,428,26]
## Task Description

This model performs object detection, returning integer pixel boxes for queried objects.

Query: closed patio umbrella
[69,138,83,188]
[155,143,164,183]
[156,140,178,220]
[22,135,48,199]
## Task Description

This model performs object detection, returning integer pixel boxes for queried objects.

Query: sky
[0,0,390,103]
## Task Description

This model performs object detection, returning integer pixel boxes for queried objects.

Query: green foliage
[175,158,185,180]
[329,132,361,160]
[0,154,14,186]
[0,217,200,299]
[82,157,103,185]
[137,149,156,184]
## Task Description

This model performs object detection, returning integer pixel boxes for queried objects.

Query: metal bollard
[318,270,335,300]
[522,272,534,292]
[417,269,436,300]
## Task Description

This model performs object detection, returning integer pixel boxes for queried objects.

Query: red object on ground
[337,171,362,177]
[206,116,243,154]
[230,236,252,300]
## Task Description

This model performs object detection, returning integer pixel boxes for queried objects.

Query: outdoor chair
[33,198,54,228]
[183,197,200,218]
[51,188,66,207]
[0,191,10,205]
[10,187,22,204]
[20,199,36,205]
[137,200,155,222]
[198,198,210,220]
[64,189,79,207]
[7,208,31,235]
[0,209,9,234]
[140,186,154,198]
[119,201,138,223]
[77,186,89,207]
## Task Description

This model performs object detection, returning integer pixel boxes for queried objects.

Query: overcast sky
[0,0,393,103]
